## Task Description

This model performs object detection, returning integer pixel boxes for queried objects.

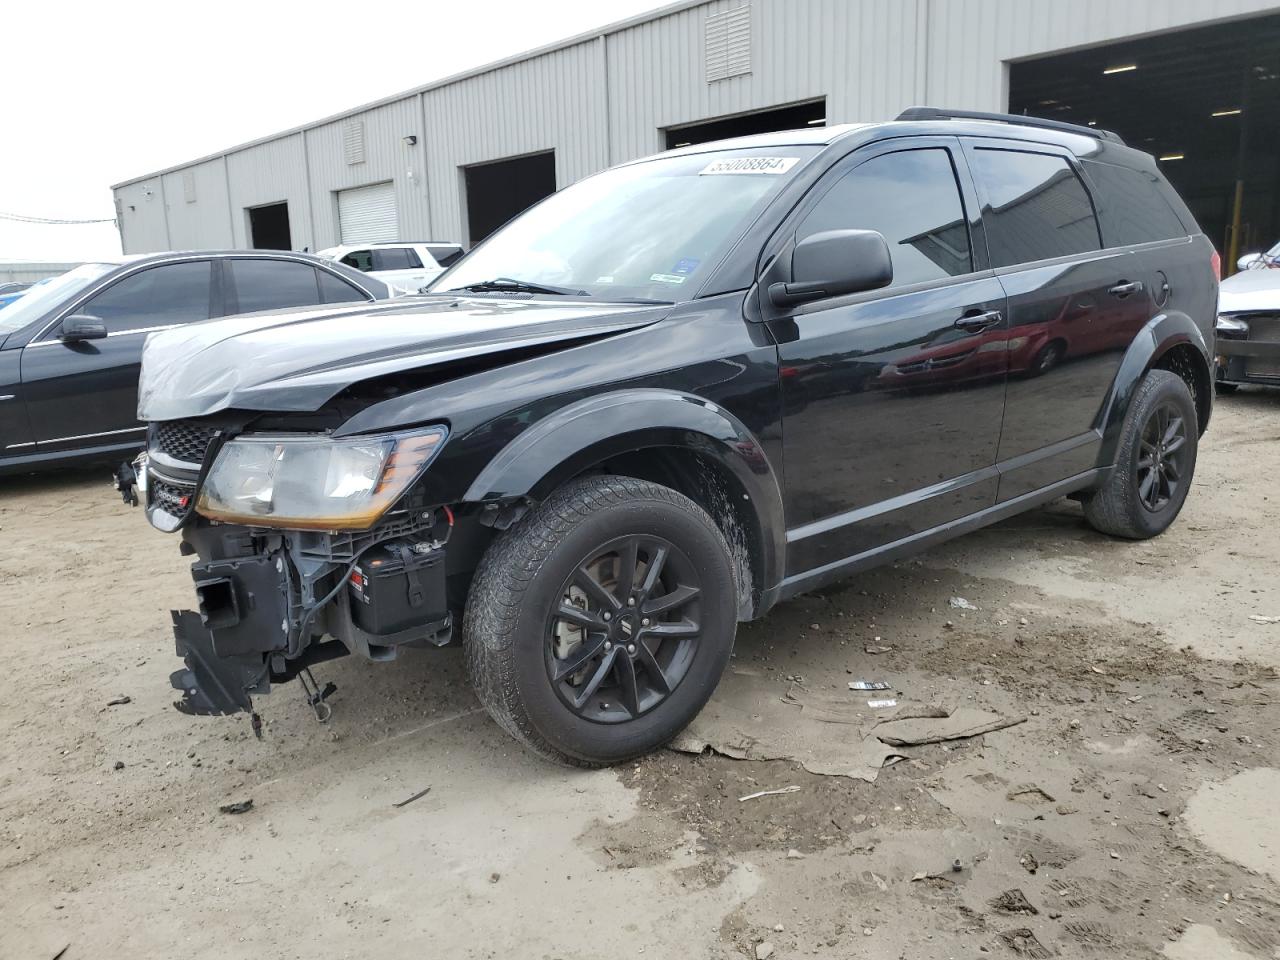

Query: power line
[0,211,116,225]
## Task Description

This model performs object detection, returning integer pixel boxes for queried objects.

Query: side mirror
[1237,252,1263,271]
[769,229,893,307]
[60,314,108,342]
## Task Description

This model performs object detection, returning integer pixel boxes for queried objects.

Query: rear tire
[463,475,737,766]
[1083,369,1198,540]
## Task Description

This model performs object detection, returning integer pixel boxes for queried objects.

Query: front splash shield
[169,610,270,716]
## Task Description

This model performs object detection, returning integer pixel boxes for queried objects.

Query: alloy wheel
[1135,401,1188,512]
[544,535,702,724]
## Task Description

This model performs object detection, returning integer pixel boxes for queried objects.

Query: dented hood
[138,295,663,421]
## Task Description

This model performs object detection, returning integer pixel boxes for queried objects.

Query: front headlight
[196,427,447,530]
[1216,315,1249,334]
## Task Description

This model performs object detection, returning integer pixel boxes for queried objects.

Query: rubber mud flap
[169,610,270,716]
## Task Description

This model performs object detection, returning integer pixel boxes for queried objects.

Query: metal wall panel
[422,39,607,243]
[112,0,1280,254]
[114,179,171,253]
[605,0,924,163]
[161,159,233,250]
[225,134,312,249]
[925,0,1280,110]
[305,96,430,248]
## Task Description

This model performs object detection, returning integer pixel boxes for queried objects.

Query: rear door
[225,257,369,314]
[961,139,1150,499]
[22,259,216,454]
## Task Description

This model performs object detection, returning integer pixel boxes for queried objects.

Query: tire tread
[463,475,731,767]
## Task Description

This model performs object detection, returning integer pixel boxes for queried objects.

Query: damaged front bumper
[168,522,454,717]
[130,422,457,719]
[1216,316,1280,385]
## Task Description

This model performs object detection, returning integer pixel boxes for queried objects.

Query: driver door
[768,138,1010,576]
[22,259,217,455]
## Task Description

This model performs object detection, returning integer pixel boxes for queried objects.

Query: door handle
[954,309,1002,332]
[1108,280,1144,298]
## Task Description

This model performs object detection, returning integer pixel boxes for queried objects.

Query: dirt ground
[3,390,1280,960]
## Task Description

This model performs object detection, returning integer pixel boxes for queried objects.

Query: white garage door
[337,182,399,244]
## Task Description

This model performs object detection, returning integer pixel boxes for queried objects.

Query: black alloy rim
[1136,400,1188,512]
[545,535,702,724]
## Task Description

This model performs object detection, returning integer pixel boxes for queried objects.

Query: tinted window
[373,247,421,270]
[970,149,1101,267]
[80,261,213,333]
[317,269,369,304]
[798,148,972,287]
[230,259,320,314]
[1081,161,1187,246]
[340,250,374,272]
[428,245,463,268]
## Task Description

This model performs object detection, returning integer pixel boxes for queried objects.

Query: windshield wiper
[447,277,587,296]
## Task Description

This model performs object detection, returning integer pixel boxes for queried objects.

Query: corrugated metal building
[112,0,1280,259]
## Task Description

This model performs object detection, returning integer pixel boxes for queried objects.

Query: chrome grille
[153,420,215,465]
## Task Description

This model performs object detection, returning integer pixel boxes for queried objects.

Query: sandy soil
[2,389,1279,960]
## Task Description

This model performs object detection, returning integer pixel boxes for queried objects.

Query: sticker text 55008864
[699,156,800,176]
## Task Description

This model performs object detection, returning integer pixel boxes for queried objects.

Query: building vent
[182,170,196,204]
[343,119,366,165]
[705,4,752,83]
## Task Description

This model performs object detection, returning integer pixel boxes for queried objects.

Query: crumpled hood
[1219,267,1280,315]
[138,296,662,421]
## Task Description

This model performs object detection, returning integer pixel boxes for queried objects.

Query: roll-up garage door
[337,182,399,244]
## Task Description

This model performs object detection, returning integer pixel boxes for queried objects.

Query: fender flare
[462,388,786,603]
[1096,310,1211,466]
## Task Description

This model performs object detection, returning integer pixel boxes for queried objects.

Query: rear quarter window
[1081,160,1189,246]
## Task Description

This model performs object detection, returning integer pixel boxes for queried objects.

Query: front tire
[1083,369,1198,540]
[463,475,737,766]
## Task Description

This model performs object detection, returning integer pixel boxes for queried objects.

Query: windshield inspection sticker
[672,257,700,275]
[699,156,800,176]
[650,273,687,284]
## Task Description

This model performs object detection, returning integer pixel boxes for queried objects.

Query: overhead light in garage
[807,117,826,125]
[1158,152,1185,161]
[1211,108,1243,117]
[1102,63,1138,74]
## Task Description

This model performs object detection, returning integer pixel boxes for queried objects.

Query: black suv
[131,108,1217,766]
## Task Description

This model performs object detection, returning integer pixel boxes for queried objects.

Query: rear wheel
[1083,369,1198,540]
[464,475,737,766]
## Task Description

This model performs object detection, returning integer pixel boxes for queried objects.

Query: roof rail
[895,106,1125,145]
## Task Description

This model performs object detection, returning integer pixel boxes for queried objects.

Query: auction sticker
[700,156,799,175]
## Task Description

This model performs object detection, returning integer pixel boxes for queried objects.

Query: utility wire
[0,211,117,225]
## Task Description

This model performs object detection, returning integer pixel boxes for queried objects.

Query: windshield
[0,262,117,336]
[433,147,817,302]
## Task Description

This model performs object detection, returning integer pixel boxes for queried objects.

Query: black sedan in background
[0,251,392,475]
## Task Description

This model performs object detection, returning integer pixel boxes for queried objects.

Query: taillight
[1211,249,1221,281]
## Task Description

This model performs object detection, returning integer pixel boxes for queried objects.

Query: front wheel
[463,475,737,766]
[1083,369,1198,539]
